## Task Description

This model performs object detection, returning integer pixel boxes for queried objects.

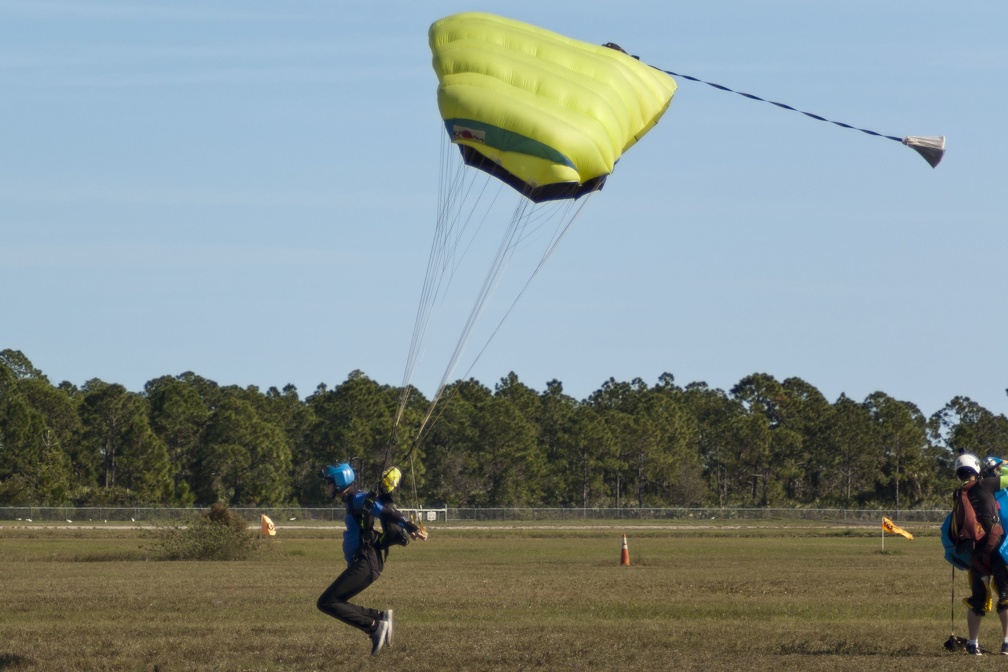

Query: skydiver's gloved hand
[405,518,428,541]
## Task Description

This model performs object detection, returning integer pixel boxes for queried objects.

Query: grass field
[0,519,992,671]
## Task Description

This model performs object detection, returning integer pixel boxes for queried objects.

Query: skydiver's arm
[371,498,425,538]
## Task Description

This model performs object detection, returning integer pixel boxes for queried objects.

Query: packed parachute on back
[942,452,1008,570]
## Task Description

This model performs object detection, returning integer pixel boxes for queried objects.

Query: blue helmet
[982,456,1004,478]
[323,463,355,490]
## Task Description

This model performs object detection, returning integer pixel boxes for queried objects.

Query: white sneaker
[383,610,394,647]
[370,618,389,656]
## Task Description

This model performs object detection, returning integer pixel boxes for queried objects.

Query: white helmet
[955,453,981,479]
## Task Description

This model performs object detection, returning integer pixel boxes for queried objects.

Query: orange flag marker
[882,516,913,540]
[261,514,276,537]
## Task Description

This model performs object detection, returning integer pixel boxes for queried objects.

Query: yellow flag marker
[261,514,276,537]
[882,516,913,540]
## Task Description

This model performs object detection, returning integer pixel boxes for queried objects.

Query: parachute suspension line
[397,132,520,455]
[397,136,601,448]
[510,197,575,254]
[417,198,530,426]
[658,67,945,168]
[411,199,531,444]
[393,141,454,430]
[409,448,420,512]
[458,196,588,380]
[410,195,591,449]
[395,139,499,430]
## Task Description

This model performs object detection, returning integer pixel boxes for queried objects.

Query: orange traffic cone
[620,534,631,566]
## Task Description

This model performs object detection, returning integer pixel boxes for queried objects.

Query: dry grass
[0,520,983,671]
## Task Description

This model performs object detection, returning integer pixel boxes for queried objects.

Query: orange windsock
[620,534,630,566]
[882,516,913,540]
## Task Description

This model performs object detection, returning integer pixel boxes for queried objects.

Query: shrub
[150,503,255,561]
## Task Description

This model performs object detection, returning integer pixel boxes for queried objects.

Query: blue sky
[3,0,1005,418]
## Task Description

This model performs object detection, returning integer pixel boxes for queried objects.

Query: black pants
[317,549,384,632]
[967,535,1008,615]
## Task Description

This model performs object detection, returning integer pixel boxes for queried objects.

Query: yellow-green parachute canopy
[429,13,677,202]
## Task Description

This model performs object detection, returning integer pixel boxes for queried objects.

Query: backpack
[943,484,1008,570]
[951,481,985,545]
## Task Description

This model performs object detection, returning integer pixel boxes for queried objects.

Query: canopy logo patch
[452,125,485,144]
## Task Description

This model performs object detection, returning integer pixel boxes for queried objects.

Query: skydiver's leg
[317,557,382,632]
[968,610,982,643]
[967,569,987,643]
[992,556,1008,646]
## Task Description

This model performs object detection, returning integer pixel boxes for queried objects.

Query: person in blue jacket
[316,462,428,656]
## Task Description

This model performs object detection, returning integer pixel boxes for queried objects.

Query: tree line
[1,349,1006,510]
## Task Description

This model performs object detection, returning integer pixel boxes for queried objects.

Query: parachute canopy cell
[429,13,677,202]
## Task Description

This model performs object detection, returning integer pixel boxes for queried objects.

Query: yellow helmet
[380,467,402,494]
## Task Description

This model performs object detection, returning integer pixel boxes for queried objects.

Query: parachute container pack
[942,488,1008,570]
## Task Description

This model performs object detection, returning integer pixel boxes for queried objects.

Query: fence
[446,507,947,523]
[0,506,946,524]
